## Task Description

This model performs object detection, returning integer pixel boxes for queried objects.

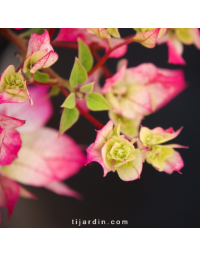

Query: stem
[52,41,78,49]
[88,35,135,76]
[60,87,103,129]
[49,28,55,41]
[92,50,113,78]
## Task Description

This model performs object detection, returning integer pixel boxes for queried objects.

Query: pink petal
[86,121,113,177]
[0,172,20,217]
[147,68,186,111]
[45,181,82,200]
[126,63,186,112]
[120,85,152,118]
[162,150,184,174]
[2,127,86,186]
[27,29,53,57]
[0,114,25,166]
[30,51,58,73]
[55,28,88,43]
[167,39,186,65]
[0,85,53,133]
[106,38,128,58]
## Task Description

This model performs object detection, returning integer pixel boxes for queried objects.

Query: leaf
[80,82,94,93]
[86,92,110,111]
[33,71,49,83]
[19,28,48,38]
[59,107,79,134]
[47,86,60,98]
[61,93,76,109]
[69,58,88,87]
[78,38,94,72]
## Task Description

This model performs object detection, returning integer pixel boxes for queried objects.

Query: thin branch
[88,36,134,76]
[52,41,78,49]
[92,50,113,78]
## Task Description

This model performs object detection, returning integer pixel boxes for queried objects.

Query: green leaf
[47,86,60,98]
[86,92,110,111]
[78,38,94,72]
[61,93,76,109]
[59,107,79,134]
[19,28,48,38]
[80,82,94,93]
[33,71,49,83]
[69,58,88,87]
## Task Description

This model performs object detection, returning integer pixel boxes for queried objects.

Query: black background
[1,28,200,228]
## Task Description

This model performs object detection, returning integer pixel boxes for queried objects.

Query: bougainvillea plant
[0,28,199,225]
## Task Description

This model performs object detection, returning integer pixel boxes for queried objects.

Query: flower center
[5,73,24,89]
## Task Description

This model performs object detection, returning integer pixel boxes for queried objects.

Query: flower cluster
[0,27,198,224]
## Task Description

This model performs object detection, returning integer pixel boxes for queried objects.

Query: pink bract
[1,127,86,187]
[0,85,53,133]
[0,114,25,166]
[101,60,186,119]
[23,30,58,73]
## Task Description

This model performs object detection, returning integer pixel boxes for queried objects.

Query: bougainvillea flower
[157,28,200,65]
[0,114,25,166]
[1,127,86,186]
[23,29,58,73]
[139,126,187,174]
[0,65,32,105]
[55,28,127,58]
[86,120,144,181]
[0,85,53,133]
[101,60,186,120]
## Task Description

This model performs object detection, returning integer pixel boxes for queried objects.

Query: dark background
[1,28,200,228]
